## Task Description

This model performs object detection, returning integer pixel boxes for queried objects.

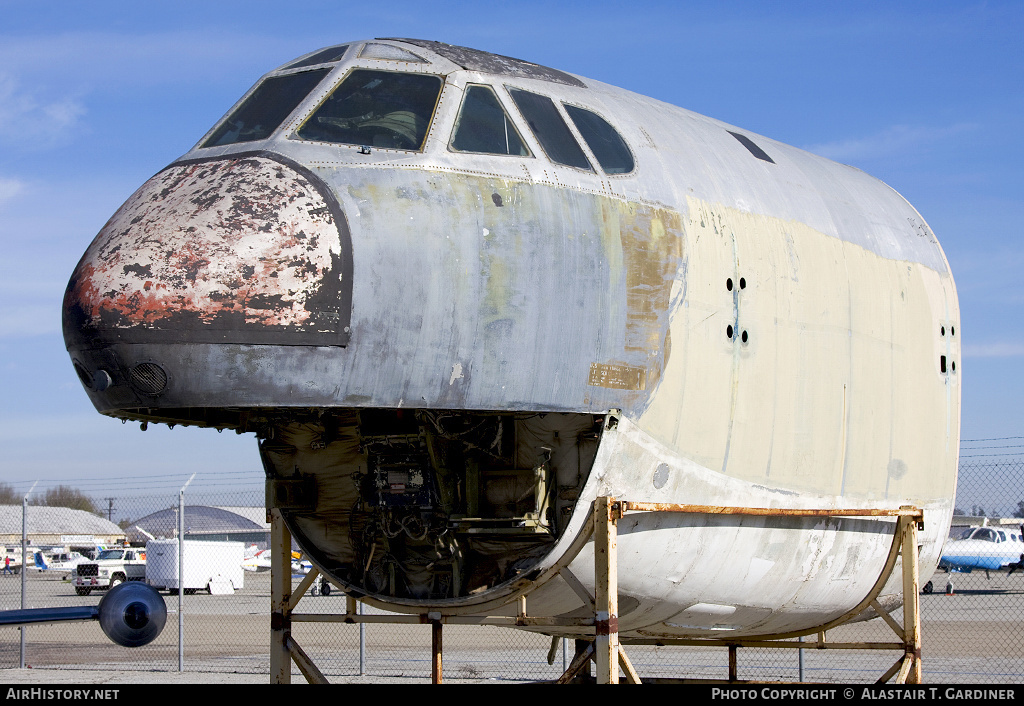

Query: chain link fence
[2,459,1022,683]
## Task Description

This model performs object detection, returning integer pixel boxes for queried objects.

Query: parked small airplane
[34,549,89,575]
[241,545,271,573]
[240,546,311,575]
[923,525,1024,593]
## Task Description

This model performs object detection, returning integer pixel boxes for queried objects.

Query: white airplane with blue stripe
[926,525,1024,593]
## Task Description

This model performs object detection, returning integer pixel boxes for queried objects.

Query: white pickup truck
[72,547,146,596]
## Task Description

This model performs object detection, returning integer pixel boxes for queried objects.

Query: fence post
[20,482,37,668]
[798,634,805,681]
[359,600,366,675]
[178,473,195,672]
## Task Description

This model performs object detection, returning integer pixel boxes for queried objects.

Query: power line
[962,436,1024,443]
[959,444,1024,450]
[3,470,263,490]
[4,468,261,485]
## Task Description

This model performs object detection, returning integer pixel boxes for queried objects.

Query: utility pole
[105,498,115,522]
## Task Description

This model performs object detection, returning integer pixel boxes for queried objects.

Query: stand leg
[432,620,443,684]
[270,510,292,684]
[900,511,922,684]
[595,497,620,684]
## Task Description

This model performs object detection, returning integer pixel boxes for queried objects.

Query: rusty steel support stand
[432,619,443,684]
[270,509,292,684]
[594,497,621,684]
[604,501,924,685]
[557,640,596,683]
[900,509,923,684]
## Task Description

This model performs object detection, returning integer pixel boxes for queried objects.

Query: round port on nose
[92,370,113,392]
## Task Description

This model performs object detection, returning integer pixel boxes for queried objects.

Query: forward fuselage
[63,39,960,638]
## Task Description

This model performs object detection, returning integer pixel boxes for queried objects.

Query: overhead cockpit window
[296,69,442,151]
[450,85,529,156]
[283,45,350,70]
[507,88,592,171]
[358,43,426,62]
[202,69,332,148]
[728,130,776,164]
[386,39,587,88]
[563,105,634,174]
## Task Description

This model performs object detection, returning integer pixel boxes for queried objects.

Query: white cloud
[962,343,1024,358]
[0,176,25,205]
[0,74,85,148]
[803,123,977,163]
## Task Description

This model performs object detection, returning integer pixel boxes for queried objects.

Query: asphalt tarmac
[1,568,1022,684]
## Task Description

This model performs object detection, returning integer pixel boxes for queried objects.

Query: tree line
[0,482,98,515]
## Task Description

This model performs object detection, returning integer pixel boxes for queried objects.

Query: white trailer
[144,540,244,594]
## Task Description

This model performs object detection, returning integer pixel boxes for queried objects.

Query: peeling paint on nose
[63,152,352,348]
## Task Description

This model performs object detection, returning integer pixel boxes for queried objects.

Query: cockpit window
[283,45,350,70]
[296,69,442,151]
[450,85,529,156]
[202,69,332,148]
[358,43,425,62]
[564,104,634,174]
[507,88,592,171]
[974,528,997,542]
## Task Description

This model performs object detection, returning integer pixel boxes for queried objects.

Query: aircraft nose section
[62,154,352,351]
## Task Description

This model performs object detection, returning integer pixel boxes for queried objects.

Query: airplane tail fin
[33,552,46,570]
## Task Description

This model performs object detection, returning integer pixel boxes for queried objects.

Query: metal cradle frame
[268,499,924,684]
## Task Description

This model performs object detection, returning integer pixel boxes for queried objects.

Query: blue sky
[0,1,1021,516]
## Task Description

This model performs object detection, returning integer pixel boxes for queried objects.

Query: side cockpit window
[450,85,529,156]
[564,104,635,174]
[296,69,443,151]
[202,69,332,148]
[508,88,592,171]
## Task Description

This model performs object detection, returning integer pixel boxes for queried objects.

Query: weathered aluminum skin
[63,39,960,638]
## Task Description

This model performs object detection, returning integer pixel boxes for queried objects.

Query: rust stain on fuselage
[64,155,348,343]
[593,199,683,393]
